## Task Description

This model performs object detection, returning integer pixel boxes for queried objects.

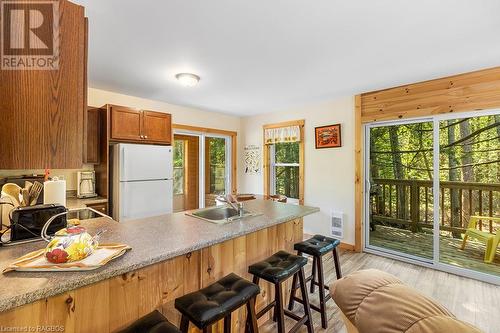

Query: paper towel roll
[44,177,66,206]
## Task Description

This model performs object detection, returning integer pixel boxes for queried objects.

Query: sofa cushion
[330,269,483,333]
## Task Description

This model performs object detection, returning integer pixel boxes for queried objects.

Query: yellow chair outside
[461,216,500,263]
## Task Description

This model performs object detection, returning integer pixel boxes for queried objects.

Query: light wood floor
[259,250,500,333]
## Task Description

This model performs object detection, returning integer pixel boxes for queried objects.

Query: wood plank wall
[354,66,500,251]
[0,219,303,333]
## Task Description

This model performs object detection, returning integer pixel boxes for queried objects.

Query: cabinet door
[84,108,100,164]
[87,202,108,216]
[110,106,142,141]
[0,0,86,169]
[142,111,172,144]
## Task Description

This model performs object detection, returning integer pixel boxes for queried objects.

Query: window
[173,140,185,195]
[271,142,300,199]
[263,120,304,204]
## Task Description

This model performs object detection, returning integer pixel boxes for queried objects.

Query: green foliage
[370,115,500,184]
[274,142,300,199]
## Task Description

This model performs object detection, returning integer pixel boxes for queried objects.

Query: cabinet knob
[144,135,148,139]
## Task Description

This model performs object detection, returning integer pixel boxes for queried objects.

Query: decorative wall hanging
[244,145,261,174]
[315,124,342,148]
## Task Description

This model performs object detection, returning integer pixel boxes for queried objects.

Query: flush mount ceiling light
[175,73,200,87]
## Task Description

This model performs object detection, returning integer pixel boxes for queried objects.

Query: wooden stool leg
[274,282,286,333]
[317,254,328,329]
[333,248,342,279]
[224,313,232,333]
[298,268,314,333]
[309,256,317,293]
[287,252,301,311]
[246,296,259,333]
[287,272,298,311]
[180,315,190,333]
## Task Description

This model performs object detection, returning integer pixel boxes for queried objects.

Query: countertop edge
[0,206,319,312]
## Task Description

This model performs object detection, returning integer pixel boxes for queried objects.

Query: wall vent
[331,211,343,239]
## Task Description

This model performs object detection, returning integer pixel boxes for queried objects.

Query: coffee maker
[77,171,97,198]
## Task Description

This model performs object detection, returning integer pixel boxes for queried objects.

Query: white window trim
[269,144,300,203]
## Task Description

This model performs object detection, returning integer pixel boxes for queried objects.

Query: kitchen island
[0,199,319,332]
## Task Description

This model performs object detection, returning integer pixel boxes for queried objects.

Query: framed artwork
[315,124,342,148]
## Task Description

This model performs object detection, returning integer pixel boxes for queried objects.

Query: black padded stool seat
[248,250,308,283]
[175,273,260,330]
[294,234,340,256]
[119,310,181,333]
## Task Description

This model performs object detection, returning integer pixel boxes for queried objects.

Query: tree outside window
[271,142,300,199]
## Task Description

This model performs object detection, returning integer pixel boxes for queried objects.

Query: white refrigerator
[112,144,173,222]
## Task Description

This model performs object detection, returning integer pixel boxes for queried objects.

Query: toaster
[2,204,67,245]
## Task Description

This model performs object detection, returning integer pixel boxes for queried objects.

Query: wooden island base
[0,219,303,333]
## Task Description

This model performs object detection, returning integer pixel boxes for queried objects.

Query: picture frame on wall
[315,124,342,148]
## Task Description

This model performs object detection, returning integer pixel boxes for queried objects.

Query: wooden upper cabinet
[143,111,172,144]
[84,108,100,164]
[0,0,87,169]
[109,105,172,145]
[110,106,142,141]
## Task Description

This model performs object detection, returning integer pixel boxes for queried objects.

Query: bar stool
[248,251,313,333]
[288,235,342,329]
[174,273,260,333]
[119,310,181,333]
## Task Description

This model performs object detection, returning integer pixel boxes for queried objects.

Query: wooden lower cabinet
[0,219,303,333]
[86,202,108,215]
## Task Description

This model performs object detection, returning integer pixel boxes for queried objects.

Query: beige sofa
[330,269,482,333]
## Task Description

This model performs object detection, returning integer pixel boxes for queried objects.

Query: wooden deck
[369,225,500,276]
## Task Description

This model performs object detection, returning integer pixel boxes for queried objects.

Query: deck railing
[371,178,500,235]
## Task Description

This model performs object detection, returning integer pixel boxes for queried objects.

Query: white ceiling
[75,0,500,116]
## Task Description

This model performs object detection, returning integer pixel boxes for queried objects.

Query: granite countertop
[66,196,108,209]
[0,199,319,312]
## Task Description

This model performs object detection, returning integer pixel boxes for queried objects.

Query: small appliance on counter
[0,204,67,246]
[43,176,66,206]
[77,171,97,199]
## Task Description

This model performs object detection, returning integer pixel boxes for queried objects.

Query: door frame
[363,109,500,285]
[173,124,237,208]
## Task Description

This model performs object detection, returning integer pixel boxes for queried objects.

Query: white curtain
[264,125,301,144]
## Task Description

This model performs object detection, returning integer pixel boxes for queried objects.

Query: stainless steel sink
[186,205,260,224]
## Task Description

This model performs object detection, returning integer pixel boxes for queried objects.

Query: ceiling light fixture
[175,73,200,87]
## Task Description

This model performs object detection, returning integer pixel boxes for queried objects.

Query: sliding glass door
[438,114,500,277]
[365,110,500,283]
[204,136,231,207]
[366,119,434,261]
[173,130,231,209]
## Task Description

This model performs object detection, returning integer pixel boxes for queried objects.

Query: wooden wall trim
[360,66,500,123]
[354,95,363,252]
[263,119,305,129]
[173,123,237,137]
[354,66,500,253]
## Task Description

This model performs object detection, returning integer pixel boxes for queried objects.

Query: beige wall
[239,97,356,245]
[0,167,94,191]
[88,88,242,132]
